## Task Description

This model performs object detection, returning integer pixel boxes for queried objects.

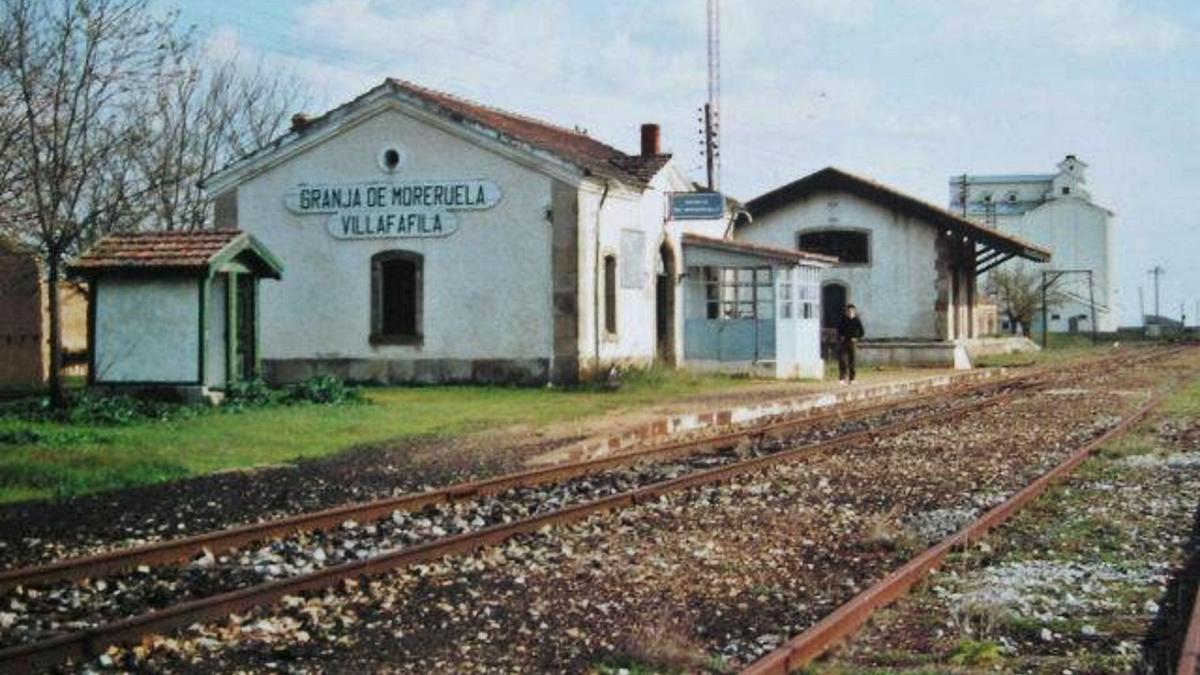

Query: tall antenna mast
[704,0,721,190]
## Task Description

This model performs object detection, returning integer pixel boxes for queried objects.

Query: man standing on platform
[837,304,864,385]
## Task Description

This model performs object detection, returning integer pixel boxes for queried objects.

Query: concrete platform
[529,367,1007,466]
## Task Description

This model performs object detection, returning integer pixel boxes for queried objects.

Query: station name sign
[284,179,501,240]
[668,191,724,220]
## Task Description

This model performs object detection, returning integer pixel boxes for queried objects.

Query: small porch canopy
[69,230,282,396]
[680,234,834,379]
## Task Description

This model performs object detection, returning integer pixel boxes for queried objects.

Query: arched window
[798,229,870,265]
[371,251,423,344]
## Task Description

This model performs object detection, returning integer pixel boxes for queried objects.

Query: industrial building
[71,79,831,398]
[949,155,1116,333]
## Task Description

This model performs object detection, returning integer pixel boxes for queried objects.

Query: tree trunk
[46,253,65,409]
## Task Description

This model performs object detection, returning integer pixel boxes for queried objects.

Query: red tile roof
[389,78,669,185]
[209,79,673,189]
[69,231,281,278]
[745,167,1052,262]
[682,233,838,266]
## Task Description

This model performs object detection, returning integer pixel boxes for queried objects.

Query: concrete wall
[232,108,557,381]
[94,278,199,383]
[993,199,1116,333]
[737,189,945,339]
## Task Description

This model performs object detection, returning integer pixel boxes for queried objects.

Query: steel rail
[742,361,1194,675]
[8,345,1172,595]
[0,379,1040,673]
[0,370,1035,592]
[1179,551,1200,675]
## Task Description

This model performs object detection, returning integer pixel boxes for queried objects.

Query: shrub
[223,378,276,410]
[281,375,364,405]
[64,392,198,426]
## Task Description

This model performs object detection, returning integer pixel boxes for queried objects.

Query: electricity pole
[704,0,721,191]
[1148,265,1165,321]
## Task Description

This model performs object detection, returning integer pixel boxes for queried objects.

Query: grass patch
[0,370,779,503]
[948,639,1003,666]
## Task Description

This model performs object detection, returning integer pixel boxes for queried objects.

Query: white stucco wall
[94,278,199,383]
[577,187,657,364]
[992,198,1116,333]
[737,190,943,339]
[233,108,555,363]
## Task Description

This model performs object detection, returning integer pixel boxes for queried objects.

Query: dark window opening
[371,251,423,344]
[798,229,870,265]
[604,255,617,334]
[1061,187,1071,195]
[383,149,401,170]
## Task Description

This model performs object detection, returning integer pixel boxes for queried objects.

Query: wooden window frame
[603,254,618,336]
[370,250,424,346]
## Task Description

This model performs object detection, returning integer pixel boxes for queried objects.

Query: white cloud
[927,0,1190,56]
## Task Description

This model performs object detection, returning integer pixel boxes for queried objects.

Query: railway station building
[740,167,1051,367]
[72,79,831,398]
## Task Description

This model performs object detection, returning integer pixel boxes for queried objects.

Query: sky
[167,0,1199,325]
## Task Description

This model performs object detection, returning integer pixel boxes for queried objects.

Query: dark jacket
[837,315,864,342]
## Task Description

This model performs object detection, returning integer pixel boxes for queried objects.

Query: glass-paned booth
[680,234,829,379]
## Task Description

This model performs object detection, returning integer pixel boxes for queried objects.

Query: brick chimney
[640,123,661,156]
[291,113,313,132]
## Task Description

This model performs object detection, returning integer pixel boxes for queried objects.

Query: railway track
[0,377,1025,588]
[1180,540,1200,675]
[0,347,1184,673]
[744,349,1198,674]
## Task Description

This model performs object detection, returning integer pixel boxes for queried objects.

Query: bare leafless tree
[0,0,305,405]
[0,0,188,406]
[989,265,1064,337]
[140,54,307,230]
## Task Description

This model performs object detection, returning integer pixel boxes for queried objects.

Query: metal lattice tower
[704,0,721,190]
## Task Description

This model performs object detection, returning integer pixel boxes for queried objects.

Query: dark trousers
[838,340,857,381]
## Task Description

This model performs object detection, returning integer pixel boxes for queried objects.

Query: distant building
[0,249,89,387]
[741,167,1049,367]
[949,155,1116,333]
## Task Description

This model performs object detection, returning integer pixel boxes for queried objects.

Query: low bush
[65,392,199,426]
[0,376,363,428]
[281,375,364,405]
[222,377,275,410]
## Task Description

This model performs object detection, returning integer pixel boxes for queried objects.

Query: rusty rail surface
[742,359,1193,675]
[0,370,1035,593]
[0,347,1180,674]
[0,380,1042,673]
[1180,560,1200,675]
[4,346,1167,594]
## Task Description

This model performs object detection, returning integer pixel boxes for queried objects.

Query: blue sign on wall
[669,192,725,220]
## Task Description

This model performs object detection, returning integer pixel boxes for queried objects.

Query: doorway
[821,282,847,359]
[655,242,676,363]
[822,282,847,330]
[233,275,257,380]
